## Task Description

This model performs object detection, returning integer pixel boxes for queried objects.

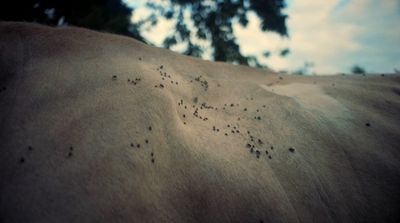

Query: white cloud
[232,12,290,71]
[235,0,400,74]
[129,4,213,59]
[130,7,174,46]
[234,0,364,74]
[125,0,400,74]
[286,0,362,73]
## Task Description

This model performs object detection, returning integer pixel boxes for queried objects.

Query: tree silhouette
[0,0,144,41]
[0,0,288,67]
[351,65,366,75]
[145,0,288,66]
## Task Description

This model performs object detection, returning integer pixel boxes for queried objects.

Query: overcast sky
[124,0,400,75]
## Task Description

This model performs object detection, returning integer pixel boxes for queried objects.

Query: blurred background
[1,0,399,75]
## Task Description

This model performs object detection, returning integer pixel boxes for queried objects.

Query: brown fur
[0,22,399,222]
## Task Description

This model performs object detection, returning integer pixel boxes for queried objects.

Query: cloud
[129,4,213,59]
[130,7,174,46]
[125,0,400,74]
[234,0,363,74]
[286,0,363,73]
[334,0,400,72]
[234,0,400,74]
[233,12,290,70]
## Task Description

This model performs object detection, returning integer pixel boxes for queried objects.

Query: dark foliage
[0,0,288,67]
[351,65,366,75]
[0,0,144,41]
[280,48,290,57]
[147,0,288,66]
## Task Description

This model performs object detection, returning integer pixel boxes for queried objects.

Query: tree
[0,0,144,41]
[145,0,288,66]
[0,0,288,67]
[351,65,366,75]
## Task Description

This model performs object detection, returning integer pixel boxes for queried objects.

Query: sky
[124,0,400,75]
